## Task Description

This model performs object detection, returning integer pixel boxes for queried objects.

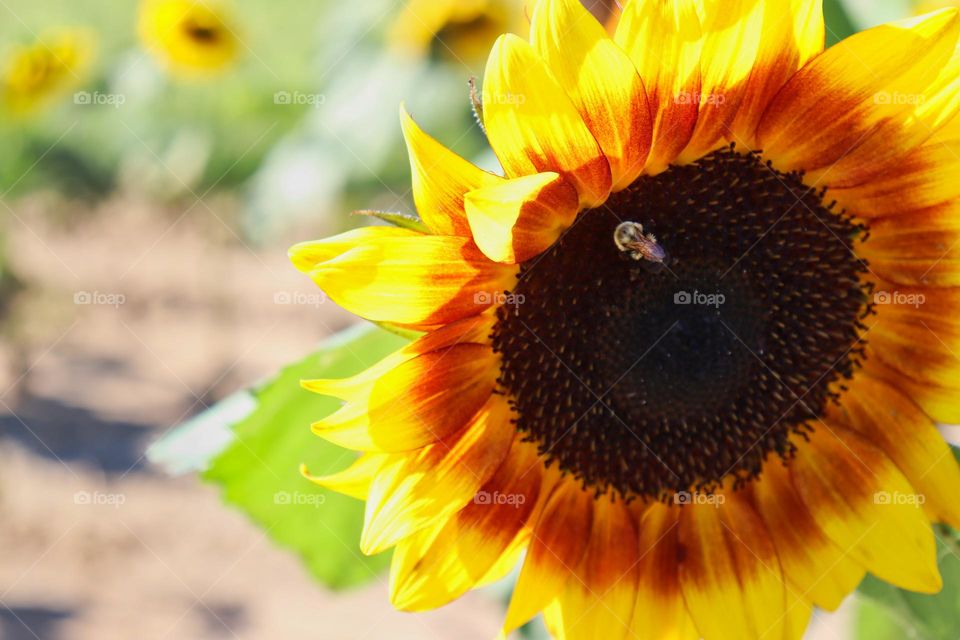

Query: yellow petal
[482,34,612,207]
[865,278,960,326]
[400,104,502,237]
[360,394,514,555]
[543,600,568,640]
[678,490,789,640]
[390,440,543,611]
[867,315,960,389]
[810,39,960,189]
[629,503,699,640]
[307,343,499,452]
[759,9,960,174]
[728,0,825,146]
[300,454,386,500]
[388,521,445,607]
[288,225,413,273]
[301,314,496,400]
[940,102,960,139]
[784,591,814,640]
[465,171,579,263]
[752,457,866,611]
[790,426,941,593]
[679,0,767,161]
[856,205,960,288]
[837,375,960,529]
[615,0,702,174]
[830,141,960,220]
[863,356,960,424]
[864,257,960,288]
[555,498,639,640]
[289,227,517,328]
[864,284,960,398]
[502,478,593,634]
[531,0,652,189]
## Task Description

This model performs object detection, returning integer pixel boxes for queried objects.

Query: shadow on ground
[0,606,73,639]
[0,395,154,474]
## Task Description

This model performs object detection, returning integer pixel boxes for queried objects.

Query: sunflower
[2,30,93,116]
[290,1,960,638]
[388,0,534,64]
[138,0,239,77]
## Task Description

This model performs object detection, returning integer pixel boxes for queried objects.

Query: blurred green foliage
[824,0,857,46]
[0,0,493,249]
[0,0,330,196]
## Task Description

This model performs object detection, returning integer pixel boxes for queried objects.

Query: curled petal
[465,172,579,263]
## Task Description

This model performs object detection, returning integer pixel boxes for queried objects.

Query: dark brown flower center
[183,19,222,44]
[492,146,872,502]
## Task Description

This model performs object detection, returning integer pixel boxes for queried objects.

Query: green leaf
[369,320,424,342]
[147,390,256,475]
[352,209,429,233]
[201,323,410,589]
[856,526,960,640]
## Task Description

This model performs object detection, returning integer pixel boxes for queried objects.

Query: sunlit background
[0,1,956,638]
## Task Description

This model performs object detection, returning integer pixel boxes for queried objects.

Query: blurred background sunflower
[2,28,93,115]
[138,0,240,77]
[0,1,958,639]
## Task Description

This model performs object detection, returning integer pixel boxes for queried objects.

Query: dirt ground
[0,195,507,639]
[0,195,854,639]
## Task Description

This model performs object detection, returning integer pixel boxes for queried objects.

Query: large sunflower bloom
[138,0,239,77]
[291,1,960,638]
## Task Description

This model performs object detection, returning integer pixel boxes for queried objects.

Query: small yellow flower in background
[138,0,240,77]
[2,29,93,116]
[388,0,535,64]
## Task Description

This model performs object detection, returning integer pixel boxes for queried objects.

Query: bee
[614,221,668,269]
